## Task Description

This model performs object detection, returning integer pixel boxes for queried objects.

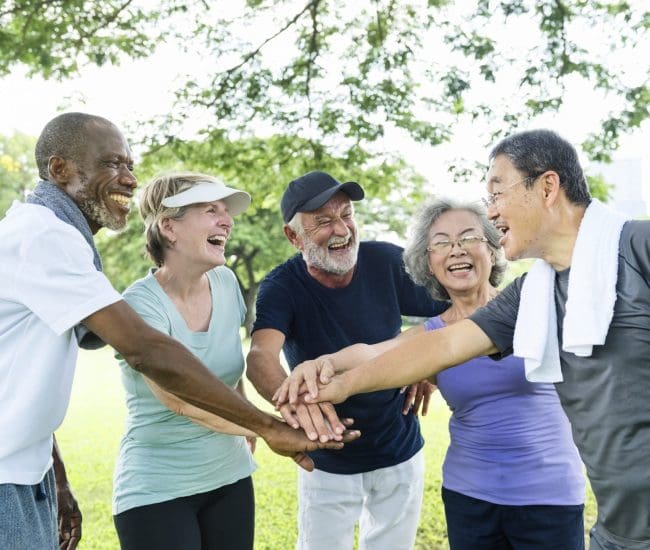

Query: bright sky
[1,36,648,213]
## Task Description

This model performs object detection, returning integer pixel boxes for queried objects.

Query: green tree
[2,2,647,166]
[0,132,37,215]
[148,0,649,169]
[0,0,161,78]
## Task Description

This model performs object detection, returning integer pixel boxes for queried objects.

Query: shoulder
[122,272,161,307]
[358,241,404,264]
[2,203,86,244]
[619,219,650,273]
[621,219,650,248]
[261,254,303,285]
[210,265,239,287]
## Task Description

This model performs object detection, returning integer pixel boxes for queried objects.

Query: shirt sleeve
[13,220,121,335]
[622,220,650,278]
[251,273,294,336]
[390,243,448,317]
[469,276,525,358]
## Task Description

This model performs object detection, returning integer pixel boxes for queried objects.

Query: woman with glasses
[276,198,585,549]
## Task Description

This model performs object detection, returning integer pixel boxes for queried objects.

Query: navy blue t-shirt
[252,241,447,473]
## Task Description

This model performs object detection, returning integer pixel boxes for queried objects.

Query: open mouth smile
[108,193,131,211]
[207,234,227,247]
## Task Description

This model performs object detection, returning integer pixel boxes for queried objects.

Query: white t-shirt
[0,202,121,484]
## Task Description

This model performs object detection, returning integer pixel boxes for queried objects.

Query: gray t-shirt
[470,220,650,548]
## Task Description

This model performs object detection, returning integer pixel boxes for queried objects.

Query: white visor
[161,181,251,216]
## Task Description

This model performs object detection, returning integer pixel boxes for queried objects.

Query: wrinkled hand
[276,401,352,442]
[261,417,360,471]
[273,356,336,405]
[57,482,82,550]
[303,373,351,406]
[401,380,436,416]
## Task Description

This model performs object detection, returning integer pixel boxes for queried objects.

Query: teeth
[109,193,130,207]
[328,238,349,250]
[207,236,226,246]
[448,263,471,272]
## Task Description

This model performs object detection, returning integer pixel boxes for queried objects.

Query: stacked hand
[273,356,436,419]
[268,357,357,452]
[261,415,360,471]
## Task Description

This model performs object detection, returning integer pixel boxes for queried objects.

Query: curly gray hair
[403,198,507,301]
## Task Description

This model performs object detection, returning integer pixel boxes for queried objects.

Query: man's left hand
[401,380,436,416]
[57,483,82,550]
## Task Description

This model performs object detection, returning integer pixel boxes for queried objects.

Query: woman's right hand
[273,355,336,406]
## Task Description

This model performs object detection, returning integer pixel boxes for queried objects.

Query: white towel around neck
[513,199,628,382]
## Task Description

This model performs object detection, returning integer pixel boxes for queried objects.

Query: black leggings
[113,476,254,550]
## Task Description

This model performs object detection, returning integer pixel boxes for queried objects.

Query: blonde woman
[113,173,257,549]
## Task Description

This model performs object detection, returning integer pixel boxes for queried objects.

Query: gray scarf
[26,180,106,349]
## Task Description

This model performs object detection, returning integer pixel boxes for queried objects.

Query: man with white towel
[293,129,650,550]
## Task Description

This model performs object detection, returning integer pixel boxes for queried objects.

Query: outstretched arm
[144,377,257,437]
[307,319,496,405]
[82,301,359,471]
[274,325,427,405]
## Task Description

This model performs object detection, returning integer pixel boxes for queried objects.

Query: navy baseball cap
[280,171,365,223]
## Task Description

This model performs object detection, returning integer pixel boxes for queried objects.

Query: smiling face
[63,121,137,233]
[163,200,233,270]
[291,192,359,276]
[427,209,495,298]
[485,154,546,261]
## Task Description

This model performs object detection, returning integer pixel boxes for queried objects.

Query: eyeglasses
[482,173,543,208]
[427,235,488,255]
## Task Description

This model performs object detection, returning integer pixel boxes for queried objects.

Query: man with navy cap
[247,171,447,550]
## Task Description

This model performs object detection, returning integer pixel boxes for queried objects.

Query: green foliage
[0,1,165,78]
[0,132,37,215]
[150,0,650,168]
[2,1,647,177]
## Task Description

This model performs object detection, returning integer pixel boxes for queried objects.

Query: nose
[449,241,467,256]
[486,202,498,221]
[220,211,234,231]
[332,217,350,236]
[118,165,137,189]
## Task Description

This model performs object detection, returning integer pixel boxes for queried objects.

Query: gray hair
[403,198,507,300]
[489,129,591,206]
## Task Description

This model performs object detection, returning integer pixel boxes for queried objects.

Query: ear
[283,224,302,249]
[540,170,561,206]
[48,155,73,185]
[158,217,176,244]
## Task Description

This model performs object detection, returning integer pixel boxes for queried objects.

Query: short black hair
[489,129,591,206]
[34,112,112,180]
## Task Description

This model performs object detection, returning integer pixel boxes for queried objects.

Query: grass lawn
[56,347,596,549]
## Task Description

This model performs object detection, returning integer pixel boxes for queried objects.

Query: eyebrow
[430,227,479,239]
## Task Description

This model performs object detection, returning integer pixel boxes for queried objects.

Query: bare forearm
[145,377,257,437]
[52,435,68,485]
[126,338,274,435]
[326,343,386,372]
[340,320,495,395]
[246,348,288,402]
